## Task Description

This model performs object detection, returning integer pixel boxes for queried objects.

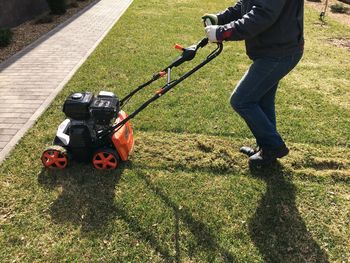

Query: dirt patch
[329,37,350,50]
[0,0,95,63]
[306,0,350,26]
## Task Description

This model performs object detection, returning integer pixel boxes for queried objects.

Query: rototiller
[41,34,223,170]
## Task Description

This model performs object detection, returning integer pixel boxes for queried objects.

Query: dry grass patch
[132,131,350,182]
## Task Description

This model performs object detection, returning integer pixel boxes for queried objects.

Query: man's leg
[230,58,286,150]
[239,83,279,157]
[259,83,278,129]
[230,52,303,166]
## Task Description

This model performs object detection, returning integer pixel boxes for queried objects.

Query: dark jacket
[216,0,304,59]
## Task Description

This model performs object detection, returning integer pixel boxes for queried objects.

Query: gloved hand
[205,25,220,43]
[202,14,218,26]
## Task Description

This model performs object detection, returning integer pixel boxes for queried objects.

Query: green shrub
[46,0,67,15]
[330,3,350,13]
[69,1,79,8]
[0,28,13,47]
[34,14,54,24]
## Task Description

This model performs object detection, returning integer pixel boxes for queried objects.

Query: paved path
[0,0,133,163]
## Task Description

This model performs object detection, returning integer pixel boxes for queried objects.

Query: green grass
[1,0,350,262]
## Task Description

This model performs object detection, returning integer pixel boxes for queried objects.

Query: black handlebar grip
[197,38,209,49]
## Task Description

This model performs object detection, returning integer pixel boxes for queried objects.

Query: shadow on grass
[37,158,329,262]
[137,171,237,263]
[38,162,237,262]
[38,162,122,238]
[249,163,329,263]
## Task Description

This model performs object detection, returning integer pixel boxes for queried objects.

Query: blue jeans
[230,52,303,150]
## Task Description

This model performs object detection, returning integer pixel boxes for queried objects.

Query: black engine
[59,91,120,161]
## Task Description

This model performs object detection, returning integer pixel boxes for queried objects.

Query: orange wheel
[92,149,119,170]
[41,145,68,169]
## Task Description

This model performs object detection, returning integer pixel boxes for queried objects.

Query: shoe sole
[275,148,289,159]
[239,147,257,157]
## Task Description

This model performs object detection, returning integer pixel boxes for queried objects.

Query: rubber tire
[92,148,119,170]
[41,145,69,169]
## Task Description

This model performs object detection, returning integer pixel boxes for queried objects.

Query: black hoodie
[216,0,304,59]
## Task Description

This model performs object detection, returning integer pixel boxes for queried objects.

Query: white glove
[205,26,220,43]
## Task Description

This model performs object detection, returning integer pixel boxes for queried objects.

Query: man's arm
[217,0,243,25]
[217,0,287,41]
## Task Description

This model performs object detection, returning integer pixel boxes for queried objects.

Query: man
[203,0,304,168]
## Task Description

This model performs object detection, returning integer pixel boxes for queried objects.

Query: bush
[69,1,79,8]
[307,0,321,2]
[0,28,13,47]
[34,14,54,24]
[46,0,67,15]
[330,3,350,13]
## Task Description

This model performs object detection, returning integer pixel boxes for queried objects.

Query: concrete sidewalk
[0,0,133,163]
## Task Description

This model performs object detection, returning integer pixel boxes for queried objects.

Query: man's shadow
[249,163,329,263]
[37,158,330,262]
[38,162,125,238]
[38,163,237,262]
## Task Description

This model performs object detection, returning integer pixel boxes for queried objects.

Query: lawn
[1,0,350,262]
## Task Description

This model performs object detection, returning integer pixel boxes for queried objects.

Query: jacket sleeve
[217,0,243,25]
[217,0,287,41]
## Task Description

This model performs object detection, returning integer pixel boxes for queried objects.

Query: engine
[56,91,120,161]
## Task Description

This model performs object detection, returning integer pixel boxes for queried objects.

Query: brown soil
[0,0,95,63]
[329,37,350,50]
